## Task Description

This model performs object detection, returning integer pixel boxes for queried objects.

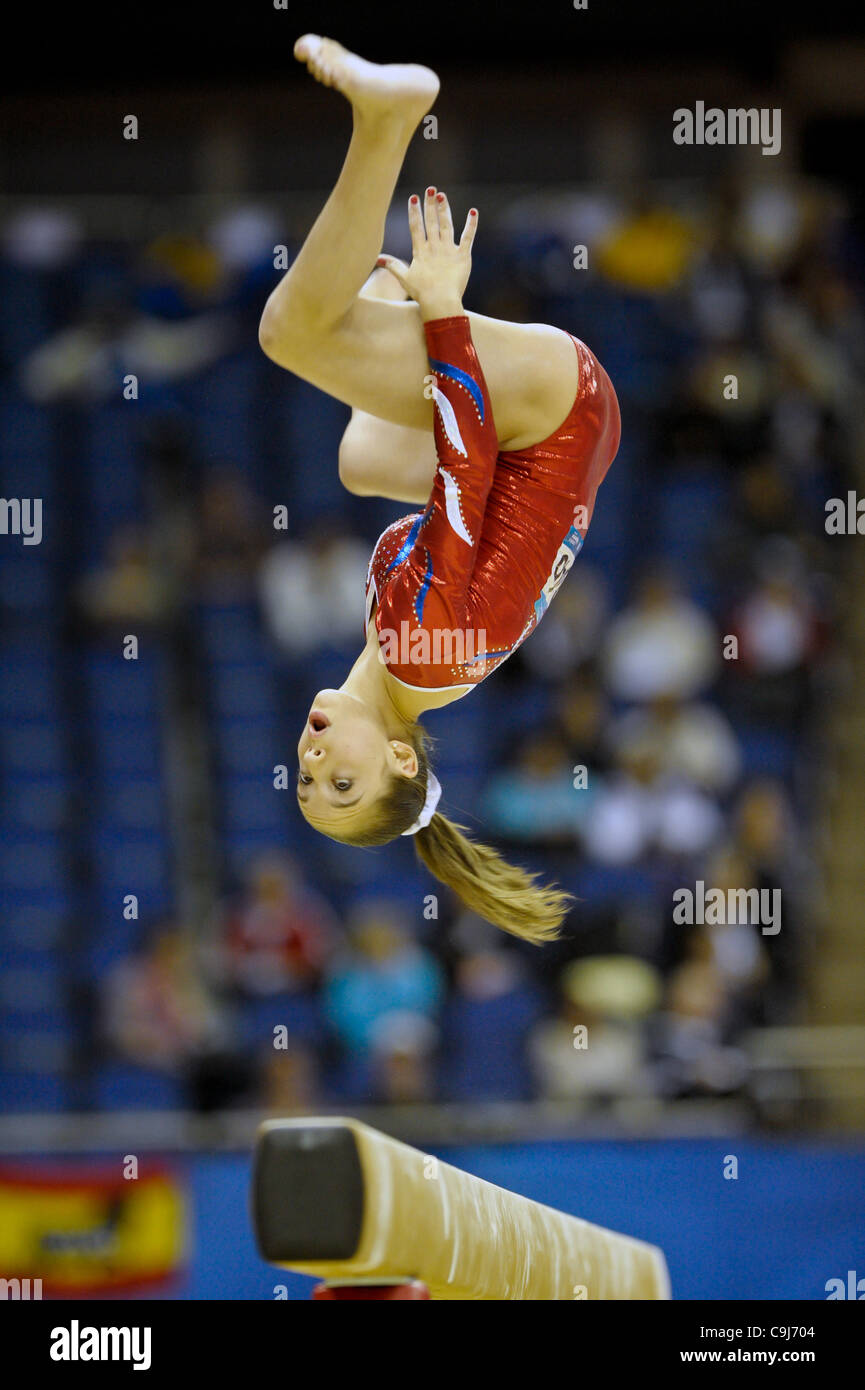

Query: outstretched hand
[377,188,478,320]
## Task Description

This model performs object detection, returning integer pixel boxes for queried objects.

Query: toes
[294,33,319,61]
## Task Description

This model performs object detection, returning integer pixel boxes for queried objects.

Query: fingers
[407,194,426,255]
[435,191,455,244]
[424,186,440,243]
[376,254,409,292]
[410,189,477,251]
[459,206,478,251]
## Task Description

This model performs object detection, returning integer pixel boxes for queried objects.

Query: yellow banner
[0,1166,186,1294]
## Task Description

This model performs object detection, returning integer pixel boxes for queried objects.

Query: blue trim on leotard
[415,549,434,624]
[428,358,485,423]
[385,513,426,577]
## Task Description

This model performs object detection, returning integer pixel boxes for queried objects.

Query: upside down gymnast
[258,35,620,943]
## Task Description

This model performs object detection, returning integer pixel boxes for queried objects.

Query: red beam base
[313,1280,430,1300]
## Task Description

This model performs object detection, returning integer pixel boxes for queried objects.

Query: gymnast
[258,36,620,943]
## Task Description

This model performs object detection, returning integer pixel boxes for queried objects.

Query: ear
[388,739,419,779]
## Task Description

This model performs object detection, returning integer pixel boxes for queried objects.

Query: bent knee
[258,294,332,371]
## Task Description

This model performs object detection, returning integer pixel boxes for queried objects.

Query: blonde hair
[328,723,573,945]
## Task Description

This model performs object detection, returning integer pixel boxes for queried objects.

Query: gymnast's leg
[259,36,579,453]
[338,263,437,504]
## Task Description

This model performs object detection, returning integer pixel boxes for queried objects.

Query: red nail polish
[436,193,444,202]
[470,209,477,216]
[410,195,419,205]
[426,187,435,196]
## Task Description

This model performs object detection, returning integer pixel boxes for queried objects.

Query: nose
[303,745,325,764]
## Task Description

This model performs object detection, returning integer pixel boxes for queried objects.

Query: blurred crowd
[3,161,862,1118]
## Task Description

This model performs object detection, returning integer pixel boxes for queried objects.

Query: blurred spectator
[195,470,269,599]
[556,677,611,772]
[370,1011,439,1103]
[581,740,724,867]
[658,950,756,1096]
[258,521,369,654]
[733,780,811,1016]
[656,928,746,1097]
[734,779,796,878]
[480,730,583,845]
[610,693,742,793]
[763,256,865,436]
[323,901,443,1058]
[725,539,825,725]
[596,194,697,293]
[602,568,719,702]
[220,851,338,997]
[77,523,173,627]
[4,154,853,1119]
[517,566,609,682]
[20,280,232,402]
[103,928,233,1078]
[697,846,771,1017]
[529,955,661,1105]
[2,206,83,268]
[260,1042,318,1112]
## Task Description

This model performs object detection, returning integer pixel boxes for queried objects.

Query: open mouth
[309,710,330,734]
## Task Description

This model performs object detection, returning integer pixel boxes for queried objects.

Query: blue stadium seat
[0,1070,68,1112]
[90,836,169,906]
[440,985,545,1100]
[222,777,287,835]
[0,721,66,775]
[0,552,53,616]
[0,654,59,720]
[92,720,162,774]
[0,833,67,893]
[217,718,281,775]
[91,777,165,833]
[209,663,276,718]
[0,893,70,948]
[94,1062,185,1110]
[197,604,264,662]
[733,722,796,782]
[2,776,68,831]
[239,992,325,1049]
[190,354,259,473]
[83,651,159,716]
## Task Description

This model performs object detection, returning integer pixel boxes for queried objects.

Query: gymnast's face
[296,690,418,834]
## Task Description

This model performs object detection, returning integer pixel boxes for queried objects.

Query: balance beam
[252,1117,670,1300]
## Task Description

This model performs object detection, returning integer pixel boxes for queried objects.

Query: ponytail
[413,811,572,944]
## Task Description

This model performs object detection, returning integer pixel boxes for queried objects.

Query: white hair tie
[401,772,442,836]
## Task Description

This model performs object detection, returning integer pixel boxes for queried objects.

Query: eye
[297,772,312,785]
[333,779,352,792]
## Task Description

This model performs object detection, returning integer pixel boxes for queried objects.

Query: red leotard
[364,314,620,692]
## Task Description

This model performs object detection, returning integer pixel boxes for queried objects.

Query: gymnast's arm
[411,312,499,603]
[378,196,498,613]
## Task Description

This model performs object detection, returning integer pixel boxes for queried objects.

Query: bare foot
[359,259,410,302]
[294,35,439,128]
